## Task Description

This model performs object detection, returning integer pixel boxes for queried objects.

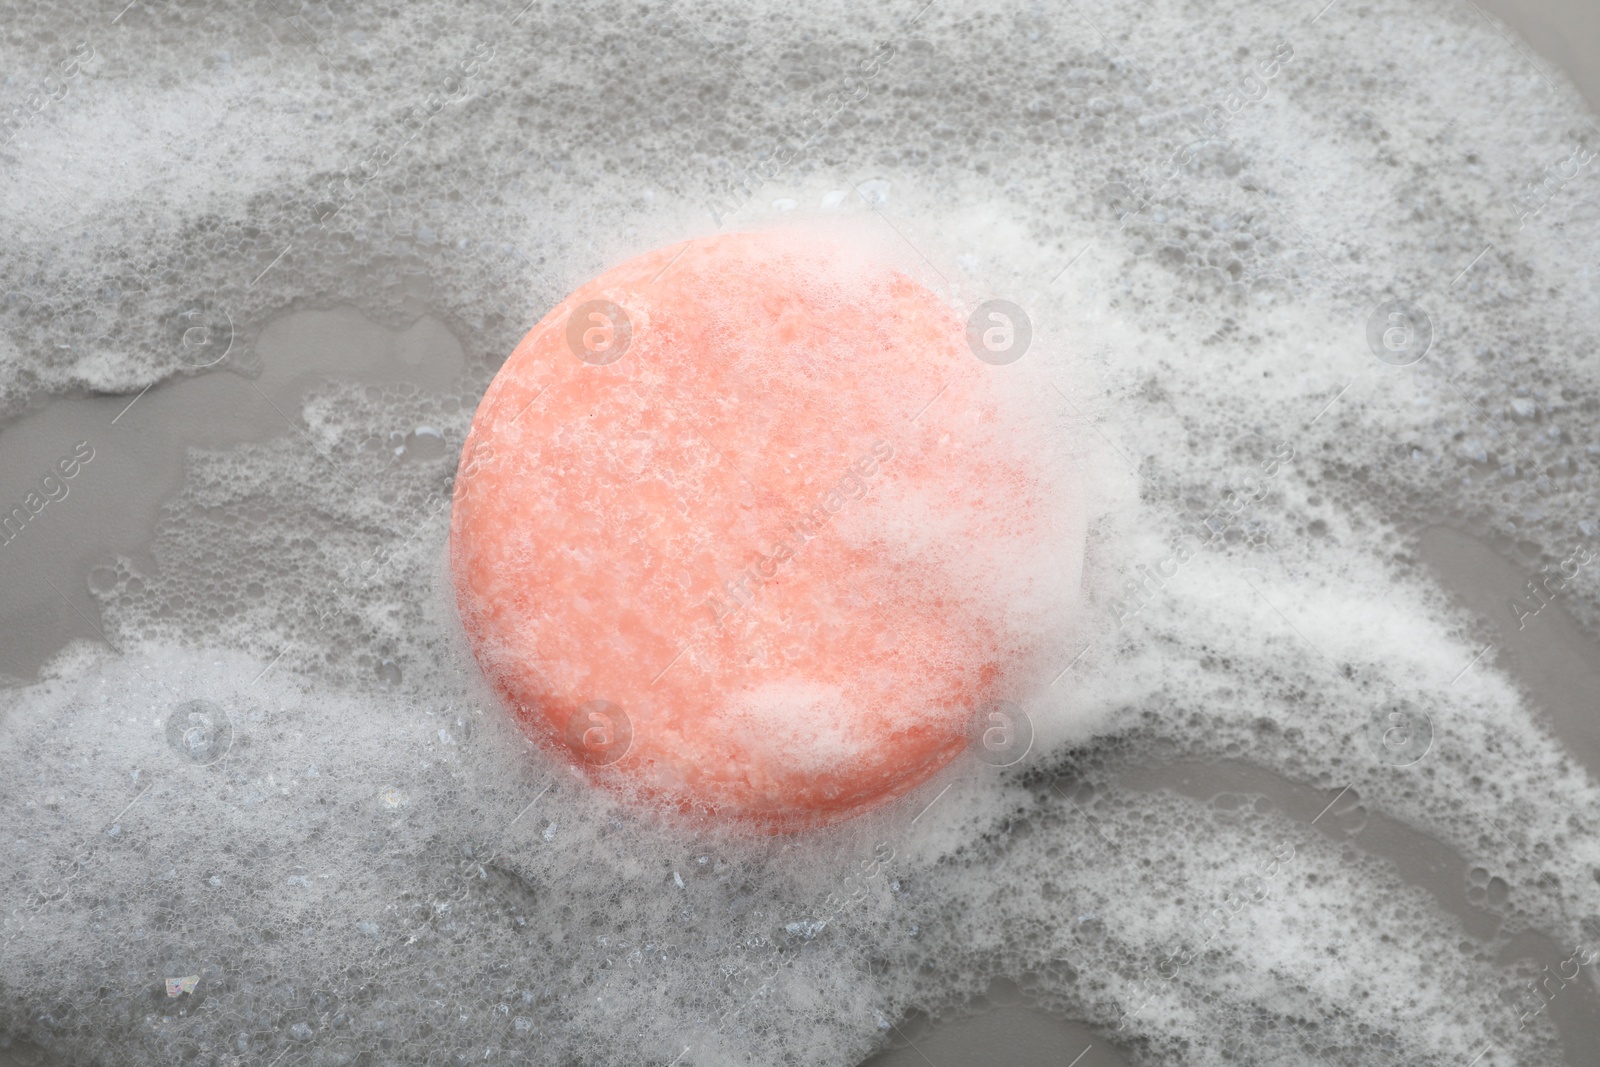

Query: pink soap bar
[451,229,1061,830]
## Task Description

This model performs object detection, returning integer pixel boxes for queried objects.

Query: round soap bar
[451,229,1065,830]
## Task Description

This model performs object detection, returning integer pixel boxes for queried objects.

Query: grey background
[0,1,1598,1065]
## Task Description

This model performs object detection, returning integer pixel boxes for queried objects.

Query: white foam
[5,0,1600,1063]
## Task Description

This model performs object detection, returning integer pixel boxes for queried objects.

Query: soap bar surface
[451,229,1058,829]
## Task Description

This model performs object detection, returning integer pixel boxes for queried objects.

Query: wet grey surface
[865,996,1117,1067]
[1418,525,1600,781]
[1480,0,1600,113]
[4,1,1600,1065]
[0,308,463,683]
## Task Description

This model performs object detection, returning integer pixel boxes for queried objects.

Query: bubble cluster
[5,0,1600,1064]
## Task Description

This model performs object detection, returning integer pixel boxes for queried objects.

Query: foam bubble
[5,0,1600,1063]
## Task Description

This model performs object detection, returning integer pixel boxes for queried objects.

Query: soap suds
[4,0,1600,1064]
